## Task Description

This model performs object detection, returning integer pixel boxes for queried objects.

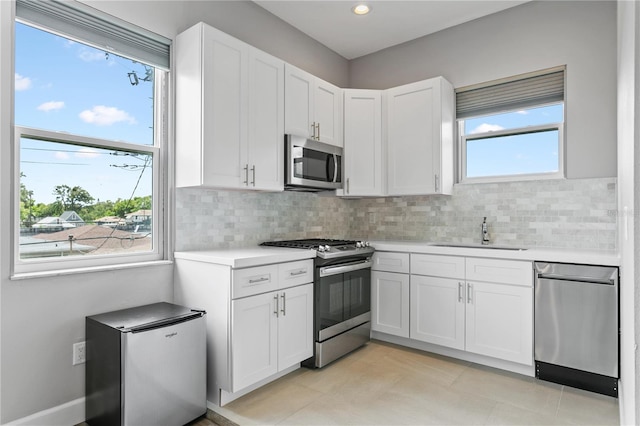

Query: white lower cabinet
[372,271,410,337]
[371,252,410,337]
[464,280,532,365]
[410,275,465,350]
[409,254,533,366]
[231,283,313,392]
[174,256,314,405]
[371,252,533,368]
[231,291,278,391]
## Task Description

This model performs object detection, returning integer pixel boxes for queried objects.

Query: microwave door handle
[325,154,336,182]
[332,154,338,183]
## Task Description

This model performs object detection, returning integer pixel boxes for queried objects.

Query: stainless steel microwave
[285,134,343,191]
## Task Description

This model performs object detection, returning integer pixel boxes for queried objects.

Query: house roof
[32,216,75,229]
[60,211,84,222]
[31,224,151,255]
[126,209,152,218]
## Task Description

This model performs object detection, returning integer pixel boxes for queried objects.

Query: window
[14,0,170,274]
[457,68,565,182]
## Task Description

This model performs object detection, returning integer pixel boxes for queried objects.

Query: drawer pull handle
[289,269,307,277]
[281,292,286,316]
[274,294,279,317]
[249,277,269,284]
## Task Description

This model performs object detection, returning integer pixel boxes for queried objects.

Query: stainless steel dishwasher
[534,262,619,397]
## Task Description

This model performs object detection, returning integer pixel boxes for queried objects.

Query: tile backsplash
[175,177,617,252]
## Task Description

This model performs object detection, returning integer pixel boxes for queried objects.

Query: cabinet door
[343,89,383,196]
[202,24,248,188]
[410,275,465,350]
[247,48,284,191]
[372,271,409,337]
[315,79,343,147]
[285,65,314,139]
[465,281,533,365]
[278,284,314,370]
[231,292,278,392]
[386,79,438,195]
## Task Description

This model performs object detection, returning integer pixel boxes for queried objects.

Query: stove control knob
[318,246,325,252]
[365,241,370,247]
[324,245,331,251]
[356,242,363,248]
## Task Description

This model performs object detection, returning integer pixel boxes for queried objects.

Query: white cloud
[55,152,69,160]
[15,73,32,91]
[37,101,65,112]
[516,110,528,115]
[76,148,100,159]
[469,123,504,135]
[78,49,106,62]
[79,105,137,126]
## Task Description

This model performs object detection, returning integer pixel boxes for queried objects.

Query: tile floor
[209,340,619,426]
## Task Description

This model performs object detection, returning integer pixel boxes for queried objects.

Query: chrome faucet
[481,217,490,245]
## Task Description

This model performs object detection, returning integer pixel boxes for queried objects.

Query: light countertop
[174,242,619,269]
[174,246,316,268]
[369,241,620,266]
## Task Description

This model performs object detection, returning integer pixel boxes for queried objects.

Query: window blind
[456,68,565,119]
[16,0,170,70]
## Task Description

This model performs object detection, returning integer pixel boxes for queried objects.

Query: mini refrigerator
[86,302,207,426]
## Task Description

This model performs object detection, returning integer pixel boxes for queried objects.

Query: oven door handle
[319,260,372,277]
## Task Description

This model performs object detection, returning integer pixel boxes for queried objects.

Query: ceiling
[253,1,530,60]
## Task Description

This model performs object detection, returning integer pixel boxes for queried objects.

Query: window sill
[457,172,565,185]
[10,259,173,281]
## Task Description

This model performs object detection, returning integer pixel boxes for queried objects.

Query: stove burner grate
[260,238,357,250]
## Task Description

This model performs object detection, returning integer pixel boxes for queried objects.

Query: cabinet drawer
[372,252,410,273]
[278,260,314,288]
[232,265,279,299]
[465,258,533,287]
[411,254,465,279]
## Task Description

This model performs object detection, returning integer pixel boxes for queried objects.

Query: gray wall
[82,0,349,87]
[349,1,617,179]
[0,1,348,423]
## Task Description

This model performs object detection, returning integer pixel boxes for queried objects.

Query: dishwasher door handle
[537,274,615,286]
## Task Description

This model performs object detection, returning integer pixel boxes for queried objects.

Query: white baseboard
[371,332,535,377]
[6,397,85,426]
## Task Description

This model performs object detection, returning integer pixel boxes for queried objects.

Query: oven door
[316,259,372,342]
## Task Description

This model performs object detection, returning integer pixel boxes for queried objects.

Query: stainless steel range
[260,239,374,367]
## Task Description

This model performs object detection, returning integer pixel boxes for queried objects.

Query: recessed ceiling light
[352,4,371,15]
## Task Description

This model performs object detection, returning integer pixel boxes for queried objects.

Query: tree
[19,173,34,226]
[53,185,94,213]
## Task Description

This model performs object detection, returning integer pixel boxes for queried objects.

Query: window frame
[458,113,566,184]
[12,19,169,277]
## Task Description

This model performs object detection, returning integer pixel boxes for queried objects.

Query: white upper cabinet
[385,76,454,196]
[342,89,384,196]
[175,22,284,191]
[247,48,285,191]
[285,64,343,147]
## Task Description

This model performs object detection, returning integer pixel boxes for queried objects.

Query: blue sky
[15,22,154,204]
[464,104,564,178]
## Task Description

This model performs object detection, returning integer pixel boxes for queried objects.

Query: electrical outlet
[73,341,86,365]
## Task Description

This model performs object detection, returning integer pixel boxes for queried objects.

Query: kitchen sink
[430,243,528,251]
